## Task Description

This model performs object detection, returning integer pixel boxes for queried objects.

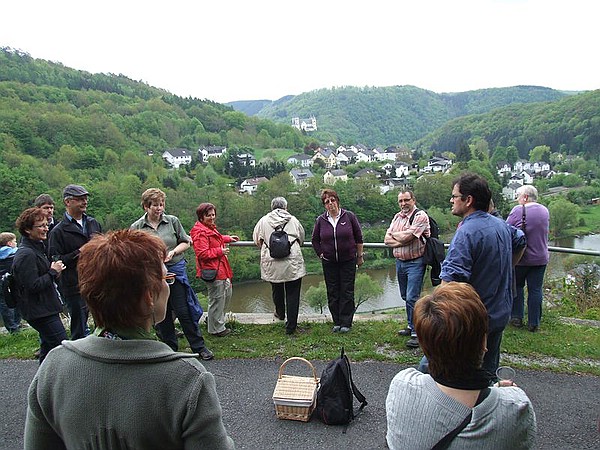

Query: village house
[336,150,356,166]
[423,156,453,173]
[240,177,268,194]
[287,153,313,168]
[237,153,256,167]
[162,148,192,168]
[323,169,348,185]
[199,145,227,161]
[312,148,337,168]
[289,168,314,185]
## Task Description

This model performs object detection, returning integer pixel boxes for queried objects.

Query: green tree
[305,281,327,314]
[529,145,551,162]
[548,197,580,237]
[354,272,384,312]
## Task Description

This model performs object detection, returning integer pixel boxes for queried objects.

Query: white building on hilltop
[291,116,317,132]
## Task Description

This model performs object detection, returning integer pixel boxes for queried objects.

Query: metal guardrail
[231,241,600,257]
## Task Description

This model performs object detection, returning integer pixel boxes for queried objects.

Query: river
[229,234,599,314]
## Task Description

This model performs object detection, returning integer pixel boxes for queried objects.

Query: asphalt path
[1,358,599,449]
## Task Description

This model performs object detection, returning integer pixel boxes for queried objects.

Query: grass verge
[2,309,599,376]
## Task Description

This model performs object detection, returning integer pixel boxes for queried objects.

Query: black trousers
[156,280,206,353]
[322,259,356,328]
[271,278,302,332]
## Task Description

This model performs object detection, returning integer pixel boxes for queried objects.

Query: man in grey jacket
[253,197,306,335]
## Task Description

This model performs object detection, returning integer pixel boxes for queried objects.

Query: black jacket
[47,213,102,297]
[12,237,63,321]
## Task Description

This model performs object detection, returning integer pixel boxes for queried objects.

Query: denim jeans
[27,314,67,364]
[395,257,426,336]
[322,259,356,328]
[0,293,22,333]
[271,278,302,332]
[156,279,207,353]
[512,265,547,327]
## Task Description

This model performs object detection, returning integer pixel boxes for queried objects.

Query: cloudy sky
[1,0,598,104]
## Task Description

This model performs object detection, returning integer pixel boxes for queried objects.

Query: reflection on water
[230,233,599,314]
[230,266,408,315]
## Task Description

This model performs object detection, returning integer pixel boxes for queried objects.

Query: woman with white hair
[253,197,306,335]
[506,185,550,332]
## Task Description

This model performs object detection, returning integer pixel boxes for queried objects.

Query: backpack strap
[408,208,421,226]
[340,348,368,411]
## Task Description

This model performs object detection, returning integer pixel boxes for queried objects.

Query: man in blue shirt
[440,173,514,378]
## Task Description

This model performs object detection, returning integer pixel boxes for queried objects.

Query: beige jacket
[253,209,306,283]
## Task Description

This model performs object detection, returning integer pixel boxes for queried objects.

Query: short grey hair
[271,197,288,210]
[517,185,538,202]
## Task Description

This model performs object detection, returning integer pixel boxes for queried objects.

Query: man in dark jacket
[48,185,102,339]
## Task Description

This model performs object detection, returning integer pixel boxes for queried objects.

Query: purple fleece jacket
[311,209,363,263]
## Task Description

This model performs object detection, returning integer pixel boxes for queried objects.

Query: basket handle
[278,357,318,382]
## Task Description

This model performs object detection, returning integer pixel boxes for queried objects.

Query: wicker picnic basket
[272,357,319,422]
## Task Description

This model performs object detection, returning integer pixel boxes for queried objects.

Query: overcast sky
[1,0,598,104]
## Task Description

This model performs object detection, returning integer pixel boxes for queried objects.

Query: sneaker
[332,325,341,332]
[210,329,231,337]
[339,326,351,333]
[509,318,523,328]
[198,347,214,361]
[528,325,539,332]
[406,337,419,348]
[397,327,412,336]
[274,312,284,321]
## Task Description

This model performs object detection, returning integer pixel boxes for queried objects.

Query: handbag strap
[431,387,490,450]
[431,412,472,450]
[521,204,527,234]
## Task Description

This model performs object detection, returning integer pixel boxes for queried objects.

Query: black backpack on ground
[314,347,367,425]
[409,209,446,286]
[266,222,297,259]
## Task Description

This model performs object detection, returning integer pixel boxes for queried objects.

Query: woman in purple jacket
[506,185,550,332]
[311,189,364,333]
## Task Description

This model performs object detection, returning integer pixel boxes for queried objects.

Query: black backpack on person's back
[266,222,297,259]
[409,209,446,286]
[314,347,367,425]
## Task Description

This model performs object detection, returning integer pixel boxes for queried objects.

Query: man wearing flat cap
[48,184,102,339]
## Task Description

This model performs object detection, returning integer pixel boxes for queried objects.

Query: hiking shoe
[406,337,419,348]
[332,325,341,332]
[339,326,351,333]
[211,329,231,337]
[198,347,214,361]
[285,328,296,335]
[398,327,412,336]
[510,318,523,328]
[528,325,539,332]
[274,312,284,321]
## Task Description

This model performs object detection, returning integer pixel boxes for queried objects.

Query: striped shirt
[386,209,430,261]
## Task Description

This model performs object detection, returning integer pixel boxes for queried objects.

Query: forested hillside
[246,85,568,146]
[418,89,600,160]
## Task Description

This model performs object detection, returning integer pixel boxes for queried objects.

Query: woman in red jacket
[190,203,239,337]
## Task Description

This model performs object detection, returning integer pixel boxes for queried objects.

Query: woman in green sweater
[24,229,234,450]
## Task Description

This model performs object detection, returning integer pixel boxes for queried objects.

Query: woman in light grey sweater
[386,282,536,449]
[24,229,235,450]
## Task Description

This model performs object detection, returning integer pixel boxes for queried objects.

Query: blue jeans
[0,293,22,333]
[396,257,426,336]
[512,265,546,327]
[27,314,67,364]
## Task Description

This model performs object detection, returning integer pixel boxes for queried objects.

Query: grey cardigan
[25,336,235,450]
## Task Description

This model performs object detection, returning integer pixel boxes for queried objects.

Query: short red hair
[196,203,216,221]
[78,229,167,329]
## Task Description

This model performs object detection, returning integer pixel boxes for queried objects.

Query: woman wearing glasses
[12,208,67,363]
[311,189,364,333]
[24,229,235,449]
[131,188,213,361]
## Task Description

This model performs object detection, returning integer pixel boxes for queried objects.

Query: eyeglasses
[324,198,337,204]
[450,194,465,200]
[163,273,176,285]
